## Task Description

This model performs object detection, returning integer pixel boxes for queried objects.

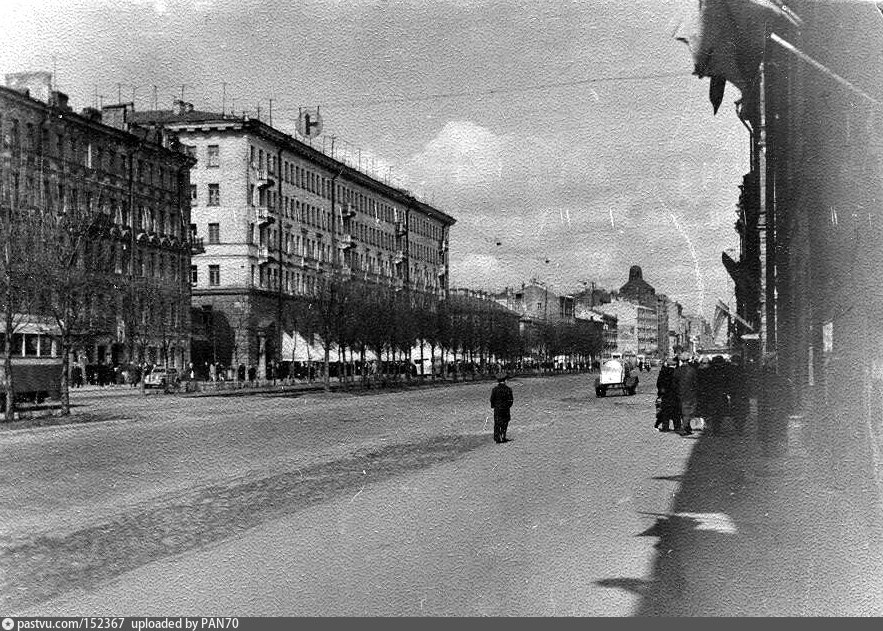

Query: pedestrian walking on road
[673,353,698,435]
[490,374,514,444]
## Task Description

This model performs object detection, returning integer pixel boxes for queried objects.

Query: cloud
[402,116,743,316]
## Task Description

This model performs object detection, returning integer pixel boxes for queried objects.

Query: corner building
[134,103,455,376]
[1,74,194,370]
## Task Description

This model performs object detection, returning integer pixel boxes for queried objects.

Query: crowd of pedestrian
[655,353,748,436]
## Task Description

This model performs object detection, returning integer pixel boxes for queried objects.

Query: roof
[130,109,230,125]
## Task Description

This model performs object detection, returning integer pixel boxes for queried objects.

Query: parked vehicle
[595,359,639,397]
[144,367,179,389]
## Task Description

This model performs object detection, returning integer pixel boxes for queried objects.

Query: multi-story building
[493,282,577,324]
[1,73,194,370]
[574,304,618,356]
[133,101,455,375]
[619,265,657,309]
[597,298,657,356]
[656,293,671,358]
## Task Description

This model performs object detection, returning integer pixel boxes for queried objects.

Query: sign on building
[297,108,323,139]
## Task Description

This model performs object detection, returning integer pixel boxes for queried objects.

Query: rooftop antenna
[152,85,157,110]
[268,98,273,126]
[222,82,227,116]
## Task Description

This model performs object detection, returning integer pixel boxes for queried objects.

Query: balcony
[338,234,355,249]
[341,204,357,219]
[251,163,274,188]
[190,236,205,255]
[395,221,407,237]
[255,206,274,225]
[394,250,405,264]
[256,244,274,265]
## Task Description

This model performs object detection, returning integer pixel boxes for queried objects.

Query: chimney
[49,91,70,111]
[80,107,102,122]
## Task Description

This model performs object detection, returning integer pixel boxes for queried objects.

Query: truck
[595,358,639,397]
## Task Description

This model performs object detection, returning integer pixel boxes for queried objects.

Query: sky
[0,0,749,319]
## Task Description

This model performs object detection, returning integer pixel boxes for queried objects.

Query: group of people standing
[655,353,749,436]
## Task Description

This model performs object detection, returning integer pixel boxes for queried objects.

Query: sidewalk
[637,403,883,616]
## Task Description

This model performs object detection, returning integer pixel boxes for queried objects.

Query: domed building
[619,265,657,308]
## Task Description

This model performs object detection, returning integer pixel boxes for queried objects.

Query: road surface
[1,373,695,615]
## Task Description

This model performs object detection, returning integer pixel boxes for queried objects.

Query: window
[207,145,219,167]
[190,265,198,285]
[209,265,220,286]
[207,183,220,206]
[208,223,220,244]
[190,184,197,205]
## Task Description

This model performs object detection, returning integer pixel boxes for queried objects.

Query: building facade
[134,102,455,376]
[1,73,194,371]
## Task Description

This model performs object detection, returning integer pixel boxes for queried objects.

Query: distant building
[597,299,656,356]
[619,265,657,308]
[493,282,562,323]
[575,305,618,356]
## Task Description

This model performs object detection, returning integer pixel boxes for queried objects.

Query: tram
[0,317,64,409]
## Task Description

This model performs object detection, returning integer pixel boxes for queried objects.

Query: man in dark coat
[704,355,730,435]
[490,374,514,443]
[673,353,698,435]
[655,358,680,431]
[726,355,749,433]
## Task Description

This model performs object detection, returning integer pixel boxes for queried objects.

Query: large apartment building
[0,73,195,370]
[133,102,456,375]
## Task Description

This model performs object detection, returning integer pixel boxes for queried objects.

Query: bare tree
[32,193,115,414]
[0,152,42,420]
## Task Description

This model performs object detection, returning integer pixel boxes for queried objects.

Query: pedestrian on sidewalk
[704,355,730,435]
[727,355,749,434]
[673,353,698,435]
[655,357,680,431]
[490,374,514,444]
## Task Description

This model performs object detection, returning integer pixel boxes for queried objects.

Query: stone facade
[134,103,456,375]
[0,74,194,370]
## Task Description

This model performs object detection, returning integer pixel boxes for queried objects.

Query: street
[1,373,697,616]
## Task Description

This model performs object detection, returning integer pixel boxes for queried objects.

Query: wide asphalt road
[2,373,695,615]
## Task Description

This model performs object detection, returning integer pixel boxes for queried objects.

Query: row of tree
[268,277,605,391]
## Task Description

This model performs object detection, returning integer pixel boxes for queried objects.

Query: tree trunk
[323,345,331,392]
[59,340,71,416]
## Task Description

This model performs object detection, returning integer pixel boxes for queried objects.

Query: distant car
[650,358,662,368]
[144,367,179,389]
[595,359,639,397]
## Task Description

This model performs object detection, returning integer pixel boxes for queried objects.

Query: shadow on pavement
[627,407,883,617]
